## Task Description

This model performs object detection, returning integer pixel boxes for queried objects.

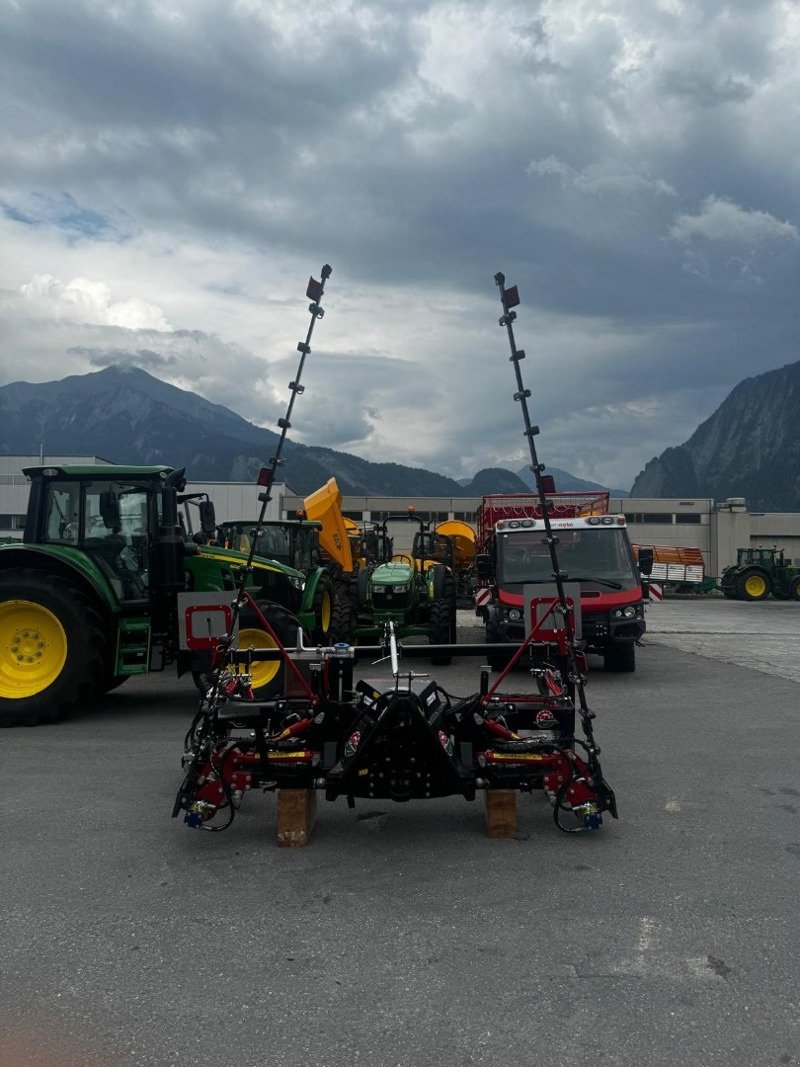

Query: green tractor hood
[371,561,414,587]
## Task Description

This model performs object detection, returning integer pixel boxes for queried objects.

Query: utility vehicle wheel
[329,587,356,644]
[192,601,305,702]
[604,643,636,673]
[0,569,107,727]
[311,574,335,643]
[485,615,514,672]
[791,577,800,602]
[737,569,770,601]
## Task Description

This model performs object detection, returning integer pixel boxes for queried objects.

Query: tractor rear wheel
[428,597,453,665]
[329,585,356,644]
[791,577,800,602]
[192,600,304,702]
[737,569,770,601]
[0,569,108,727]
[428,567,456,665]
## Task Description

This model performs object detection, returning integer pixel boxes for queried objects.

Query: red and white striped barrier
[475,588,492,610]
[648,582,663,602]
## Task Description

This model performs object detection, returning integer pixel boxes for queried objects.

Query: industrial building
[2,456,799,577]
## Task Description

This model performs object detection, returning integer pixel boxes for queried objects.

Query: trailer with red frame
[475,493,646,673]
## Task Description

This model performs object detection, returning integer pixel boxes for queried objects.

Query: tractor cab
[23,464,183,604]
[216,519,323,573]
[736,547,787,568]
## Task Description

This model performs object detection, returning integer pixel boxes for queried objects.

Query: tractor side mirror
[638,548,654,577]
[99,490,121,530]
[198,500,216,535]
[475,554,492,579]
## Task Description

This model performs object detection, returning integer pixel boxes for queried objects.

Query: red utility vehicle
[475,492,646,672]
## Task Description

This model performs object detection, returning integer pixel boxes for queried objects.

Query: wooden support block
[484,790,518,839]
[276,788,317,847]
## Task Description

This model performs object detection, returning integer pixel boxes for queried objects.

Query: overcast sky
[1,0,798,489]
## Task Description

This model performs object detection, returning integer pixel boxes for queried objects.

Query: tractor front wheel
[790,577,800,602]
[311,574,335,644]
[737,569,770,601]
[0,570,108,727]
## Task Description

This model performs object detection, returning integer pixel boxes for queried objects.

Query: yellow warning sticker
[489,752,544,761]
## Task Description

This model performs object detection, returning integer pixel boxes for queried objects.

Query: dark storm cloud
[0,0,798,488]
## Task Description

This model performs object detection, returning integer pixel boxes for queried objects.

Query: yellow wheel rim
[745,574,767,597]
[237,627,280,689]
[0,600,68,700]
[320,591,332,634]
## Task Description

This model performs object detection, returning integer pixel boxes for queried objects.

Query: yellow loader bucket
[303,478,354,573]
[434,520,477,571]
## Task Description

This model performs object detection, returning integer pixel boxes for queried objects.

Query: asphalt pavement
[2,601,799,1066]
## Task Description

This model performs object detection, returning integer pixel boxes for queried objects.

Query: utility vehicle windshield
[497,528,639,592]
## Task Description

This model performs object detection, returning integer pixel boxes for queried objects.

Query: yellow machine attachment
[302,478,354,573]
[434,520,477,572]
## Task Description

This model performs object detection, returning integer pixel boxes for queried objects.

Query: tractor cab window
[82,482,151,600]
[253,526,291,565]
[42,483,81,544]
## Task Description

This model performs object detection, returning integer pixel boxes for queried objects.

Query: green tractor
[719,547,800,601]
[214,517,350,641]
[352,515,457,664]
[0,464,329,727]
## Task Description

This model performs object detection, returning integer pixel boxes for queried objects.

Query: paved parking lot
[2,601,799,1066]
[646,596,800,683]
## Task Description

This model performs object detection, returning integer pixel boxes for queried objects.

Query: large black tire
[0,569,108,727]
[357,567,371,606]
[428,567,456,665]
[791,577,800,602]
[736,568,770,601]
[485,614,514,671]
[428,597,453,665]
[102,675,129,694]
[604,642,636,673]
[328,585,356,645]
[310,572,335,643]
[192,600,304,702]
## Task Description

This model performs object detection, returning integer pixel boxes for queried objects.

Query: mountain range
[631,360,800,511]
[0,367,618,497]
